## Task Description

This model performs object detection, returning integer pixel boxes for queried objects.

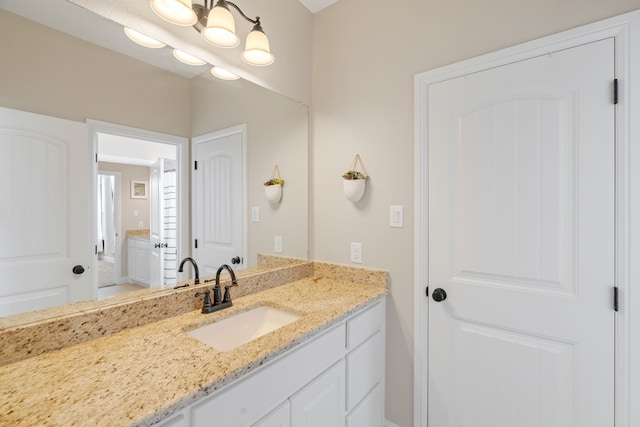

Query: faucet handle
[195,290,212,309]
[222,282,238,304]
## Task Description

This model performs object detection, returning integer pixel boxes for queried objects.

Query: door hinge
[95,153,98,163]
[614,79,619,105]
[194,160,198,170]
[425,286,429,298]
[95,245,98,255]
[194,239,198,249]
[614,286,619,312]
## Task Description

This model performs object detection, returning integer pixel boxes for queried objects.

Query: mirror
[0,2,308,327]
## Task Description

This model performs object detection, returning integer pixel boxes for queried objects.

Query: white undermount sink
[187,306,301,352]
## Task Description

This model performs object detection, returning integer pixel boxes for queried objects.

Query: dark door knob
[231,256,241,264]
[431,288,447,302]
[72,265,85,275]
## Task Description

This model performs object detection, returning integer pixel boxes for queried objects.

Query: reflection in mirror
[0,4,308,327]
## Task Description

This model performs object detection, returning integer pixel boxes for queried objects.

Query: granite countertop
[126,229,150,239]
[0,275,387,426]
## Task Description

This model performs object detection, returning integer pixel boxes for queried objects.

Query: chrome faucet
[178,257,200,285]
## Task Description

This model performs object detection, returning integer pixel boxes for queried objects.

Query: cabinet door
[252,401,290,427]
[127,239,136,281]
[346,331,383,411]
[291,361,345,427]
[136,240,150,285]
[347,384,383,427]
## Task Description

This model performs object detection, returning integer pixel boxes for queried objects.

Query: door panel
[150,158,164,288]
[193,127,245,276]
[428,38,615,426]
[0,107,91,315]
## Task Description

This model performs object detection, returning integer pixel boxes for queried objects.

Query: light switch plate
[351,242,362,263]
[390,205,404,228]
[252,207,260,222]
[274,236,282,253]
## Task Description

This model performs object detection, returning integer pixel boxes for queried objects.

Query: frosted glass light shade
[150,0,197,26]
[242,27,274,66]
[173,49,206,66]
[124,28,166,49]
[211,66,240,80]
[202,5,239,48]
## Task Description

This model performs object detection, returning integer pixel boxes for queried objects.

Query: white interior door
[428,38,615,426]
[149,158,164,288]
[193,125,245,276]
[0,107,92,315]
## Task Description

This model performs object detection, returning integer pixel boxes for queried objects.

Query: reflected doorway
[90,121,186,300]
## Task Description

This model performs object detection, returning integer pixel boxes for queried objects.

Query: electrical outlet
[274,236,282,253]
[351,242,362,263]
[252,207,260,222]
[137,221,144,229]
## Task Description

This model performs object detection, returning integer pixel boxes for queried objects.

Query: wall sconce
[150,0,274,66]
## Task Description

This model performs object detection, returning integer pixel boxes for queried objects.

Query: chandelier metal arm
[224,1,260,26]
[201,0,259,25]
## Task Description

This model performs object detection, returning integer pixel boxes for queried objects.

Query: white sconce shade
[173,49,206,66]
[211,66,240,80]
[202,4,239,48]
[242,26,274,66]
[150,0,197,26]
[124,27,166,49]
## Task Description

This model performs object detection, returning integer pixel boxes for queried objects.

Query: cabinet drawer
[346,300,384,350]
[252,401,290,427]
[346,331,383,411]
[192,324,345,426]
[346,383,383,427]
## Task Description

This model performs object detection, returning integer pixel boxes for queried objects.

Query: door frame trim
[88,119,189,295]
[97,170,122,284]
[414,10,640,427]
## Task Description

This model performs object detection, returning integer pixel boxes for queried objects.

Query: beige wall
[0,10,191,137]
[98,162,151,278]
[191,76,309,266]
[311,1,640,425]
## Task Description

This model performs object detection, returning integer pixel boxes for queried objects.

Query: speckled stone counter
[0,263,387,427]
[126,229,150,238]
[0,261,313,365]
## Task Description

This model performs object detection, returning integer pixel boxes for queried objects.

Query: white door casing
[415,10,640,427]
[89,120,188,292]
[192,125,247,277]
[0,107,92,315]
[97,170,122,284]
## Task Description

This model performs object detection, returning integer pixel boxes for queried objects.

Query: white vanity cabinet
[158,299,386,427]
[127,237,150,286]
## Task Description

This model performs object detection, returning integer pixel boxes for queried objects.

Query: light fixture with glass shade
[149,0,274,66]
[124,27,167,49]
[150,0,197,26]
[172,49,207,66]
[211,65,240,80]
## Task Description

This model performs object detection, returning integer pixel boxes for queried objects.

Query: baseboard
[384,420,402,427]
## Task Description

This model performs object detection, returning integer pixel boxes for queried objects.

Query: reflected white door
[193,125,245,276]
[149,158,164,288]
[428,39,615,426]
[0,107,92,315]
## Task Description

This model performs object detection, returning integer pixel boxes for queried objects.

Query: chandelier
[149,0,274,66]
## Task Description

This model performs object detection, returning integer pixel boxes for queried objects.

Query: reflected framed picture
[131,180,148,199]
